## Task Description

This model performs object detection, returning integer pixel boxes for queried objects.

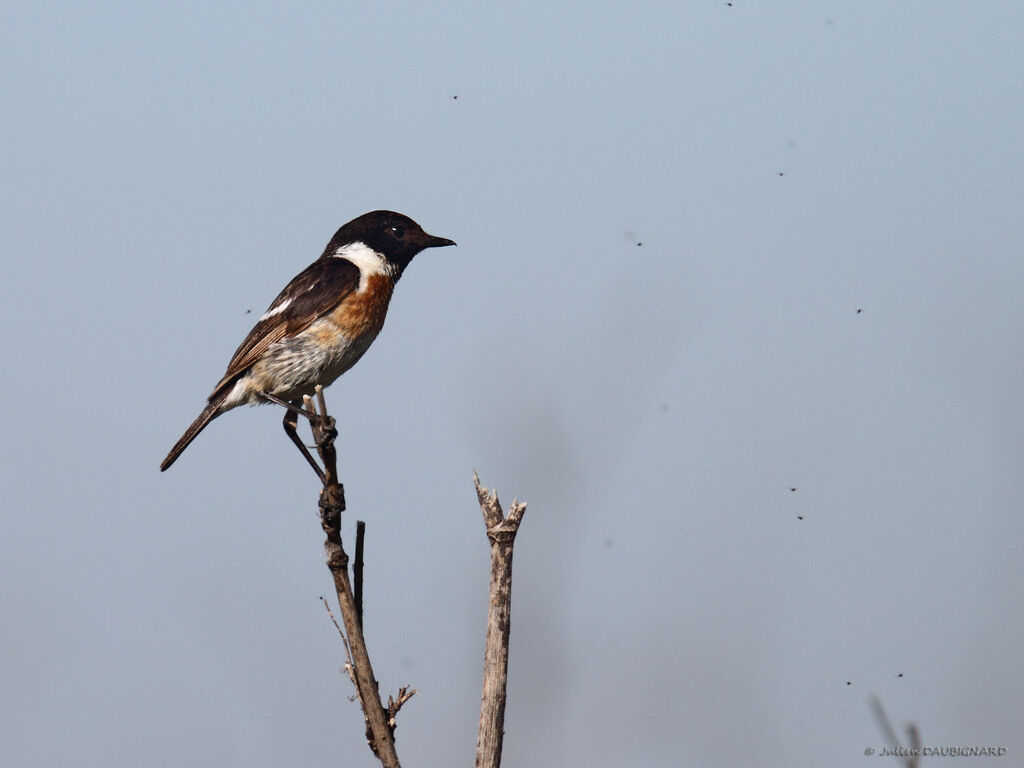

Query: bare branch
[387,685,418,728]
[473,471,528,768]
[355,520,366,629]
[301,387,411,767]
[870,696,921,768]
[321,596,358,702]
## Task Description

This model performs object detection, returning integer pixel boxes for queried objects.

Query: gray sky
[3,2,1022,766]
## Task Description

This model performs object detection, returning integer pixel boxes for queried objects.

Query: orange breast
[329,273,395,340]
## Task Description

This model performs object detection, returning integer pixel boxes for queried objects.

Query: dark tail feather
[160,399,225,471]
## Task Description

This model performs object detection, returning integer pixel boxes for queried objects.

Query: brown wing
[209,257,361,398]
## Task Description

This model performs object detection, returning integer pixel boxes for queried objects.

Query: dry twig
[473,471,528,768]
[288,394,528,768]
[870,695,921,768]
[299,387,413,767]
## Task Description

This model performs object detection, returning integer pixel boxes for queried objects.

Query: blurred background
[2,2,1022,765]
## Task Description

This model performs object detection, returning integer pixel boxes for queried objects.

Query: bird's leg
[280,399,327,482]
[261,391,318,421]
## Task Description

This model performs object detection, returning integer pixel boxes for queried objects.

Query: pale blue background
[2,2,1022,766]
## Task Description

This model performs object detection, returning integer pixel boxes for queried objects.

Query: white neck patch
[331,241,395,291]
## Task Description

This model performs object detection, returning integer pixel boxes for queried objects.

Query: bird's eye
[390,225,405,238]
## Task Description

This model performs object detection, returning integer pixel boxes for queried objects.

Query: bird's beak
[424,234,456,248]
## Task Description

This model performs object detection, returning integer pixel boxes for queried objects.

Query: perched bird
[160,210,455,472]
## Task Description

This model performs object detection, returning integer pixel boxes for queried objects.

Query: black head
[322,210,456,274]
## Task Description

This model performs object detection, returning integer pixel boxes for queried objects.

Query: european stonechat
[160,210,455,472]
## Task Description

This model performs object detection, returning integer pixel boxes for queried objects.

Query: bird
[160,210,455,472]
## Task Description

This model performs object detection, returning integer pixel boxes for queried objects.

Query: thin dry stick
[870,696,921,768]
[301,388,413,768]
[473,471,528,768]
[320,596,358,700]
[355,520,366,629]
